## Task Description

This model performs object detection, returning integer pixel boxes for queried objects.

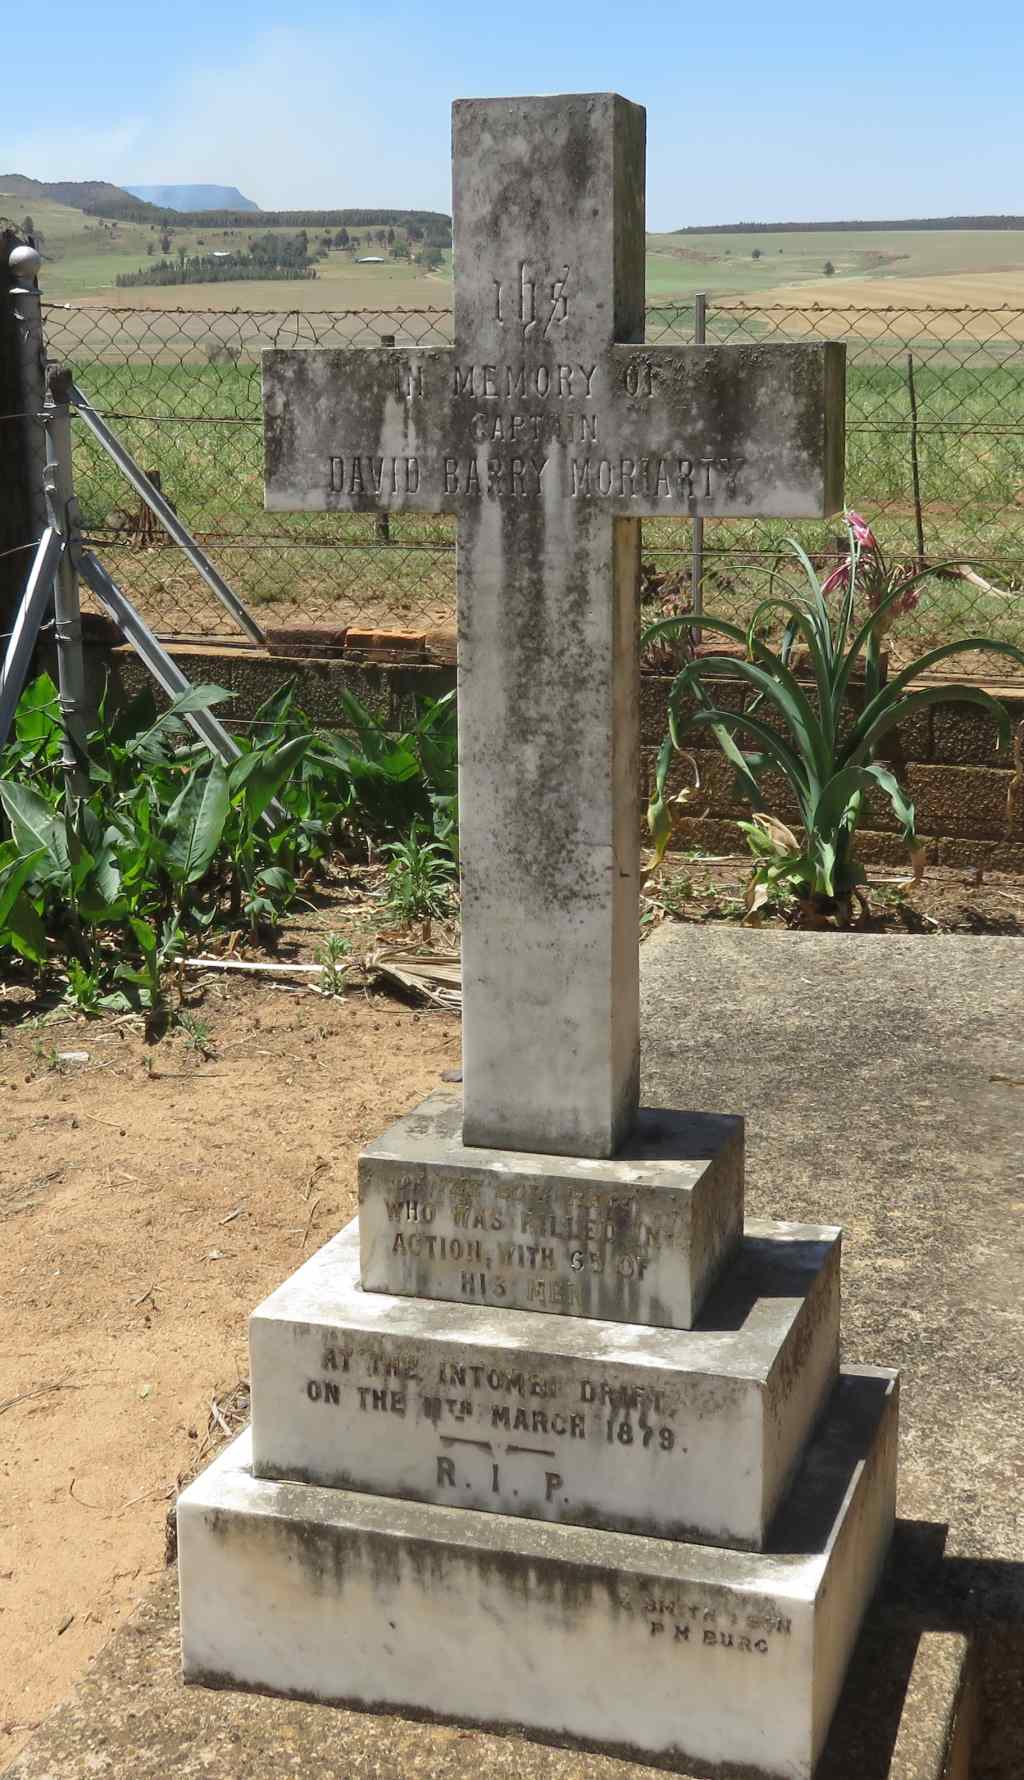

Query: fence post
[1,237,48,642]
[44,365,89,802]
[690,293,707,645]
[374,333,396,543]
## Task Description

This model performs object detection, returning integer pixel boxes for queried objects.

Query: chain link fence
[41,297,1024,675]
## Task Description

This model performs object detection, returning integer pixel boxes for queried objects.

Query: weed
[31,1039,63,1073]
[176,1012,217,1059]
[650,874,695,917]
[0,673,459,1005]
[315,934,353,996]
[381,821,457,924]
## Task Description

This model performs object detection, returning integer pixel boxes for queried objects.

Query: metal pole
[44,366,89,802]
[8,244,48,548]
[374,334,395,543]
[906,351,926,567]
[68,380,266,647]
[78,550,284,827]
[691,292,706,645]
[0,526,62,750]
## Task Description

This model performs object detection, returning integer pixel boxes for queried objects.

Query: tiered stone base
[178,1370,897,1780]
[248,1217,841,1548]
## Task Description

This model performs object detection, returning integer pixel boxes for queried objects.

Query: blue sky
[2,0,1021,229]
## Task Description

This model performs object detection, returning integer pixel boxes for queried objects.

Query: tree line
[115,232,318,288]
[674,215,1024,235]
[89,196,452,241]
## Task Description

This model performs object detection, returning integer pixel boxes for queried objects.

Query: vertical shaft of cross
[452,95,646,1159]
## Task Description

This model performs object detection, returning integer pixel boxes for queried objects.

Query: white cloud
[128,28,450,211]
[1,27,451,212]
[4,117,147,185]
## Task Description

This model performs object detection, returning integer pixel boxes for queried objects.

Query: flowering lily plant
[820,511,922,636]
[644,515,1024,916]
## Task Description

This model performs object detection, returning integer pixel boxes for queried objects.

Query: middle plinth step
[250,1217,840,1551]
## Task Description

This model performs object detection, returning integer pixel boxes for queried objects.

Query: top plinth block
[358,1091,743,1330]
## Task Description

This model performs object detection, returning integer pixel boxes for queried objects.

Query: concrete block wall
[63,640,1024,871]
[639,671,1024,872]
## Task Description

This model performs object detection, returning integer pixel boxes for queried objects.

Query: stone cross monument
[263,93,842,1159]
[177,95,897,1780]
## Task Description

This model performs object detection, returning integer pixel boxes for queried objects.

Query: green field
[645,227,1024,304]
[1,189,452,305]
[9,183,1024,309]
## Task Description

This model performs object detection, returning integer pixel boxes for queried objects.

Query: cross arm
[263,339,845,522]
[263,347,456,514]
[599,341,846,519]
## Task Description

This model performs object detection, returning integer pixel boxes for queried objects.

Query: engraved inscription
[643,1595,792,1656]
[453,362,598,399]
[301,1338,693,1519]
[380,1183,681,1310]
[492,263,572,337]
[328,455,420,495]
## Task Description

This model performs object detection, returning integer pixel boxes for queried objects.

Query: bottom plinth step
[177,1367,897,1780]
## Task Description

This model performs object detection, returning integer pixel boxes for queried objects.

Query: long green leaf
[844,638,1024,762]
[0,782,71,886]
[0,848,45,926]
[782,536,835,668]
[237,734,309,824]
[683,707,815,810]
[646,735,675,866]
[669,653,828,793]
[745,595,832,689]
[164,762,230,886]
[4,893,47,963]
[842,683,1013,768]
[813,763,916,854]
[135,684,233,751]
[652,611,835,777]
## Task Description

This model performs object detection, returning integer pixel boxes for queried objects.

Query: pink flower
[845,510,878,551]
[820,563,850,596]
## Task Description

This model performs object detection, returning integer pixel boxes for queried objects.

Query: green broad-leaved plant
[644,518,1024,915]
[0,670,460,1011]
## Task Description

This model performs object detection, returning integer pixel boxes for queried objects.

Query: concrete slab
[639,926,1024,1777]
[249,1217,839,1548]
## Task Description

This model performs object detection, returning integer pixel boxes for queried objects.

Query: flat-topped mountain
[124,184,259,213]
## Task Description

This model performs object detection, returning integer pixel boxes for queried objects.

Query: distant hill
[674,214,1024,235]
[124,184,259,213]
[0,175,163,217]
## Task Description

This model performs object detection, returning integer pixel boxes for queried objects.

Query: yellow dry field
[736,268,1024,336]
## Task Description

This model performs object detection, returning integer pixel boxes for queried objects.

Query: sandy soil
[0,970,459,1769]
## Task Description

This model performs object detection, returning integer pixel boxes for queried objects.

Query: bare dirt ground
[1,854,1022,1770]
[0,889,460,1768]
